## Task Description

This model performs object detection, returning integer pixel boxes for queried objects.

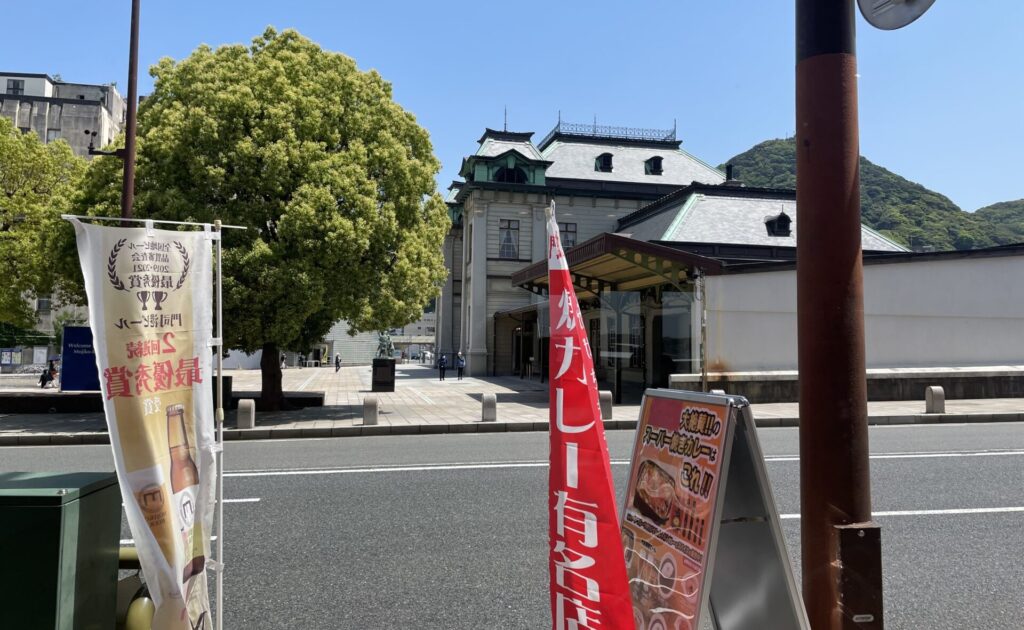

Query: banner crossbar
[61,214,248,230]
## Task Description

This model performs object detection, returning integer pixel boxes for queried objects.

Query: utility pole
[795,1,883,628]
[121,0,141,219]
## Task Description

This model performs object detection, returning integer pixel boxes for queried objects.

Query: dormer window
[595,153,613,173]
[494,166,528,184]
[645,156,663,175]
[765,211,792,237]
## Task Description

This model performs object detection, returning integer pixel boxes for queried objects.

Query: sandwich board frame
[621,388,809,630]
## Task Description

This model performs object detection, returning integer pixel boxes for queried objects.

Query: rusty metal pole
[120,0,140,219]
[796,1,883,628]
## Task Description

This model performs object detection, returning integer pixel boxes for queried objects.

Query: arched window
[595,153,613,173]
[645,156,663,175]
[494,166,528,184]
[765,211,792,237]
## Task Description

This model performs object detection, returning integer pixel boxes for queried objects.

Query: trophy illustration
[137,291,151,311]
[153,291,167,311]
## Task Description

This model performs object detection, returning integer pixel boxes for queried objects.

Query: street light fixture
[83,130,127,159]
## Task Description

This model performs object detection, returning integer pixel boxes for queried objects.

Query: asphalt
[2,424,1022,629]
[1,365,1022,446]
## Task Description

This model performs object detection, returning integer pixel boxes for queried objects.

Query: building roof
[541,140,724,187]
[511,232,723,297]
[474,128,545,161]
[617,183,908,253]
[0,71,54,81]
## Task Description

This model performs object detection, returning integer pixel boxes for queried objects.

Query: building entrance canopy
[510,232,722,298]
[502,233,722,402]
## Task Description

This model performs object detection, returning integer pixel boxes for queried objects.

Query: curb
[2,412,1022,446]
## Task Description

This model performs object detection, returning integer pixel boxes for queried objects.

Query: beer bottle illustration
[167,403,206,582]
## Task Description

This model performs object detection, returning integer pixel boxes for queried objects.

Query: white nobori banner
[72,219,216,629]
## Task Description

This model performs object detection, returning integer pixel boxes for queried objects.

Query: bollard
[599,391,613,420]
[482,393,497,422]
[236,398,256,429]
[925,386,945,414]
[363,395,379,425]
[710,389,726,396]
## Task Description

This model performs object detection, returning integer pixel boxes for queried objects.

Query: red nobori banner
[546,207,634,630]
[622,394,730,630]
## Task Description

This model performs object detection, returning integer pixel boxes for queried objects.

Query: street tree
[0,118,85,328]
[67,28,450,408]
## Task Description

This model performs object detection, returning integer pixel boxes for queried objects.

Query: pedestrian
[438,353,448,381]
[334,353,341,372]
[456,351,466,380]
[39,361,56,389]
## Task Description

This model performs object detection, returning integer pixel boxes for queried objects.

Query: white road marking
[764,449,1024,462]
[121,535,219,545]
[780,506,1024,520]
[224,449,1024,477]
[226,462,549,477]
[122,497,260,506]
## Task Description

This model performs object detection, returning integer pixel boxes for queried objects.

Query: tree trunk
[260,342,285,411]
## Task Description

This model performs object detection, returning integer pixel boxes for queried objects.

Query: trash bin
[0,471,121,630]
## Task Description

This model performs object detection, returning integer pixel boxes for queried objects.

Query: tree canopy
[67,28,450,361]
[0,118,85,328]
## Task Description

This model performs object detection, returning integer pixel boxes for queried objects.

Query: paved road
[3,423,1023,629]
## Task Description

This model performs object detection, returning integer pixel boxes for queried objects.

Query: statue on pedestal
[376,331,395,359]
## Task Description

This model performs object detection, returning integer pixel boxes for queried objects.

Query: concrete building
[1,72,125,156]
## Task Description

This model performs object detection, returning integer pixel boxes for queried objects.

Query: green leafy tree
[67,28,450,408]
[52,309,85,350]
[0,118,85,327]
[974,199,1024,245]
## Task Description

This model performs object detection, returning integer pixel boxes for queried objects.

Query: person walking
[455,352,466,380]
[334,353,341,372]
[438,353,448,381]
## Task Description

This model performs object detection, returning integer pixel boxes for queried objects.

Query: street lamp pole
[795,1,883,628]
[120,0,141,219]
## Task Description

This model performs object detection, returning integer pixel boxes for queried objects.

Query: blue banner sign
[61,326,100,391]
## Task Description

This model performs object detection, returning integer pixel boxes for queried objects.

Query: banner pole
[214,220,225,630]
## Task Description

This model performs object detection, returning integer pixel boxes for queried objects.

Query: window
[494,166,527,184]
[595,153,613,173]
[558,222,577,249]
[645,156,664,175]
[765,211,792,237]
[498,219,520,259]
[36,297,52,312]
[6,79,24,95]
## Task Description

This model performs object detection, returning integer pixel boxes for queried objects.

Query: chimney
[724,163,744,187]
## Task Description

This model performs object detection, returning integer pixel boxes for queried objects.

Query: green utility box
[0,471,122,629]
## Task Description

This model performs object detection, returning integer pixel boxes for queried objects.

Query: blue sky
[5,1,1021,211]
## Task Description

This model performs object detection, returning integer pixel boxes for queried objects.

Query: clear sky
[5,1,1021,211]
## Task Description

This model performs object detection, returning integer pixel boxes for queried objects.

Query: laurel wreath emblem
[174,241,191,290]
[107,239,128,291]
[106,237,192,292]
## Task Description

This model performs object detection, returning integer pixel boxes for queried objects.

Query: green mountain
[974,200,1024,246]
[721,138,1011,251]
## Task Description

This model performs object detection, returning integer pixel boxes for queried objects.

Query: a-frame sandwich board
[621,389,809,630]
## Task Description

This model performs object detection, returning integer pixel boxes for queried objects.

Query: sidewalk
[1,364,1021,445]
